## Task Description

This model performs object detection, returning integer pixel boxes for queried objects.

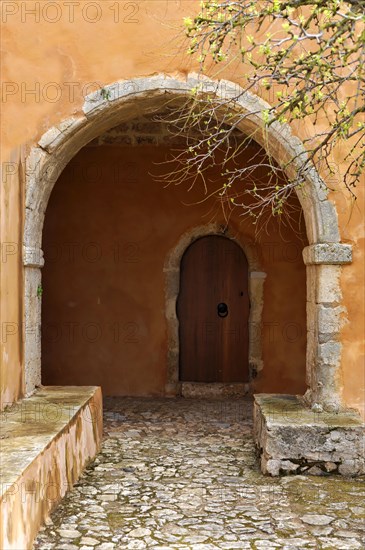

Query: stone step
[0,386,102,550]
[181,382,250,399]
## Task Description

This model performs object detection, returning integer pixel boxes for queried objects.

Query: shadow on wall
[41,143,308,397]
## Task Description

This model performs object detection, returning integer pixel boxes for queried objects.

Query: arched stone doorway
[24,73,352,414]
[164,224,267,397]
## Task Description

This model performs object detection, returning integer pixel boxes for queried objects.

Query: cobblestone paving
[34,398,365,549]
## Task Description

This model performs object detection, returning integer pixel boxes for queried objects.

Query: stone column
[24,246,44,395]
[303,243,352,412]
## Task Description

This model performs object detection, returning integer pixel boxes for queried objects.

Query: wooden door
[177,236,249,382]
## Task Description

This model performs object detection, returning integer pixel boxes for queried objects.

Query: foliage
[162,0,365,222]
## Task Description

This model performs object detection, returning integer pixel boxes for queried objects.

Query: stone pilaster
[23,247,44,395]
[303,244,352,412]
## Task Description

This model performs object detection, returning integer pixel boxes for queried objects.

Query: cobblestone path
[34,398,365,549]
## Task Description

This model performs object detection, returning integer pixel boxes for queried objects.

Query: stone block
[82,75,189,118]
[317,341,342,368]
[306,301,318,332]
[253,394,365,476]
[318,305,344,337]
[306,266,316,303]
[24,267,42,394]
[23,247,44,268]
[306,265,342,343]
[250,271,267,279]
[316,265,342,303]
[217,79,244,101]
[164,270,179,301]
[82,81,136,116]
[181,382,249,399]
[318,200,341,243]
[24,358,41,396]
[165,297,177,321]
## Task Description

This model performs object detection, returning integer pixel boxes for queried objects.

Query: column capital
[23,246,44,268]
[303,243,352,265]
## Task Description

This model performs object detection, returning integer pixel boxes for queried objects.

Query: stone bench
[254,394,365,476]
[0,386,102,550]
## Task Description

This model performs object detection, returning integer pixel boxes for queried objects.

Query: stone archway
[24,73,352,413]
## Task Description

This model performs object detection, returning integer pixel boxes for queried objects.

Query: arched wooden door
[177,236,249,382]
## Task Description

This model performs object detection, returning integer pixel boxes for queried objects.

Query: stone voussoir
[38,117,87,153]
[317,200,341,243]
[82,75,190,117]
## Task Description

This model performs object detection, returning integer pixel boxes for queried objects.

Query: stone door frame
[164,224,266,395]
[23,73,352,411]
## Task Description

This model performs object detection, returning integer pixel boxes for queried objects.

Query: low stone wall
[0,386,102,550]
[254,394,365,476]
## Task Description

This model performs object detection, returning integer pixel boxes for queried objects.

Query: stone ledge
[0,386,103,550]
[182,382,249,399]
[253,394,365,477]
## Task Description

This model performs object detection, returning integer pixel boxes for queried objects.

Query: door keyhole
[217,302,228,318]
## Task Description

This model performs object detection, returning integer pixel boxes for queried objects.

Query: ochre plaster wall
[40,145,307,396]
[339,198,365,418]
[1,1,364,415]
[0,149,24,406]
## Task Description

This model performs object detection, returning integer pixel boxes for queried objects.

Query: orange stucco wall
[1,1,364,415]
[41,145,307,396]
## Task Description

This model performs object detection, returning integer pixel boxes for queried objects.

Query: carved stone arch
[23,73,352,411]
